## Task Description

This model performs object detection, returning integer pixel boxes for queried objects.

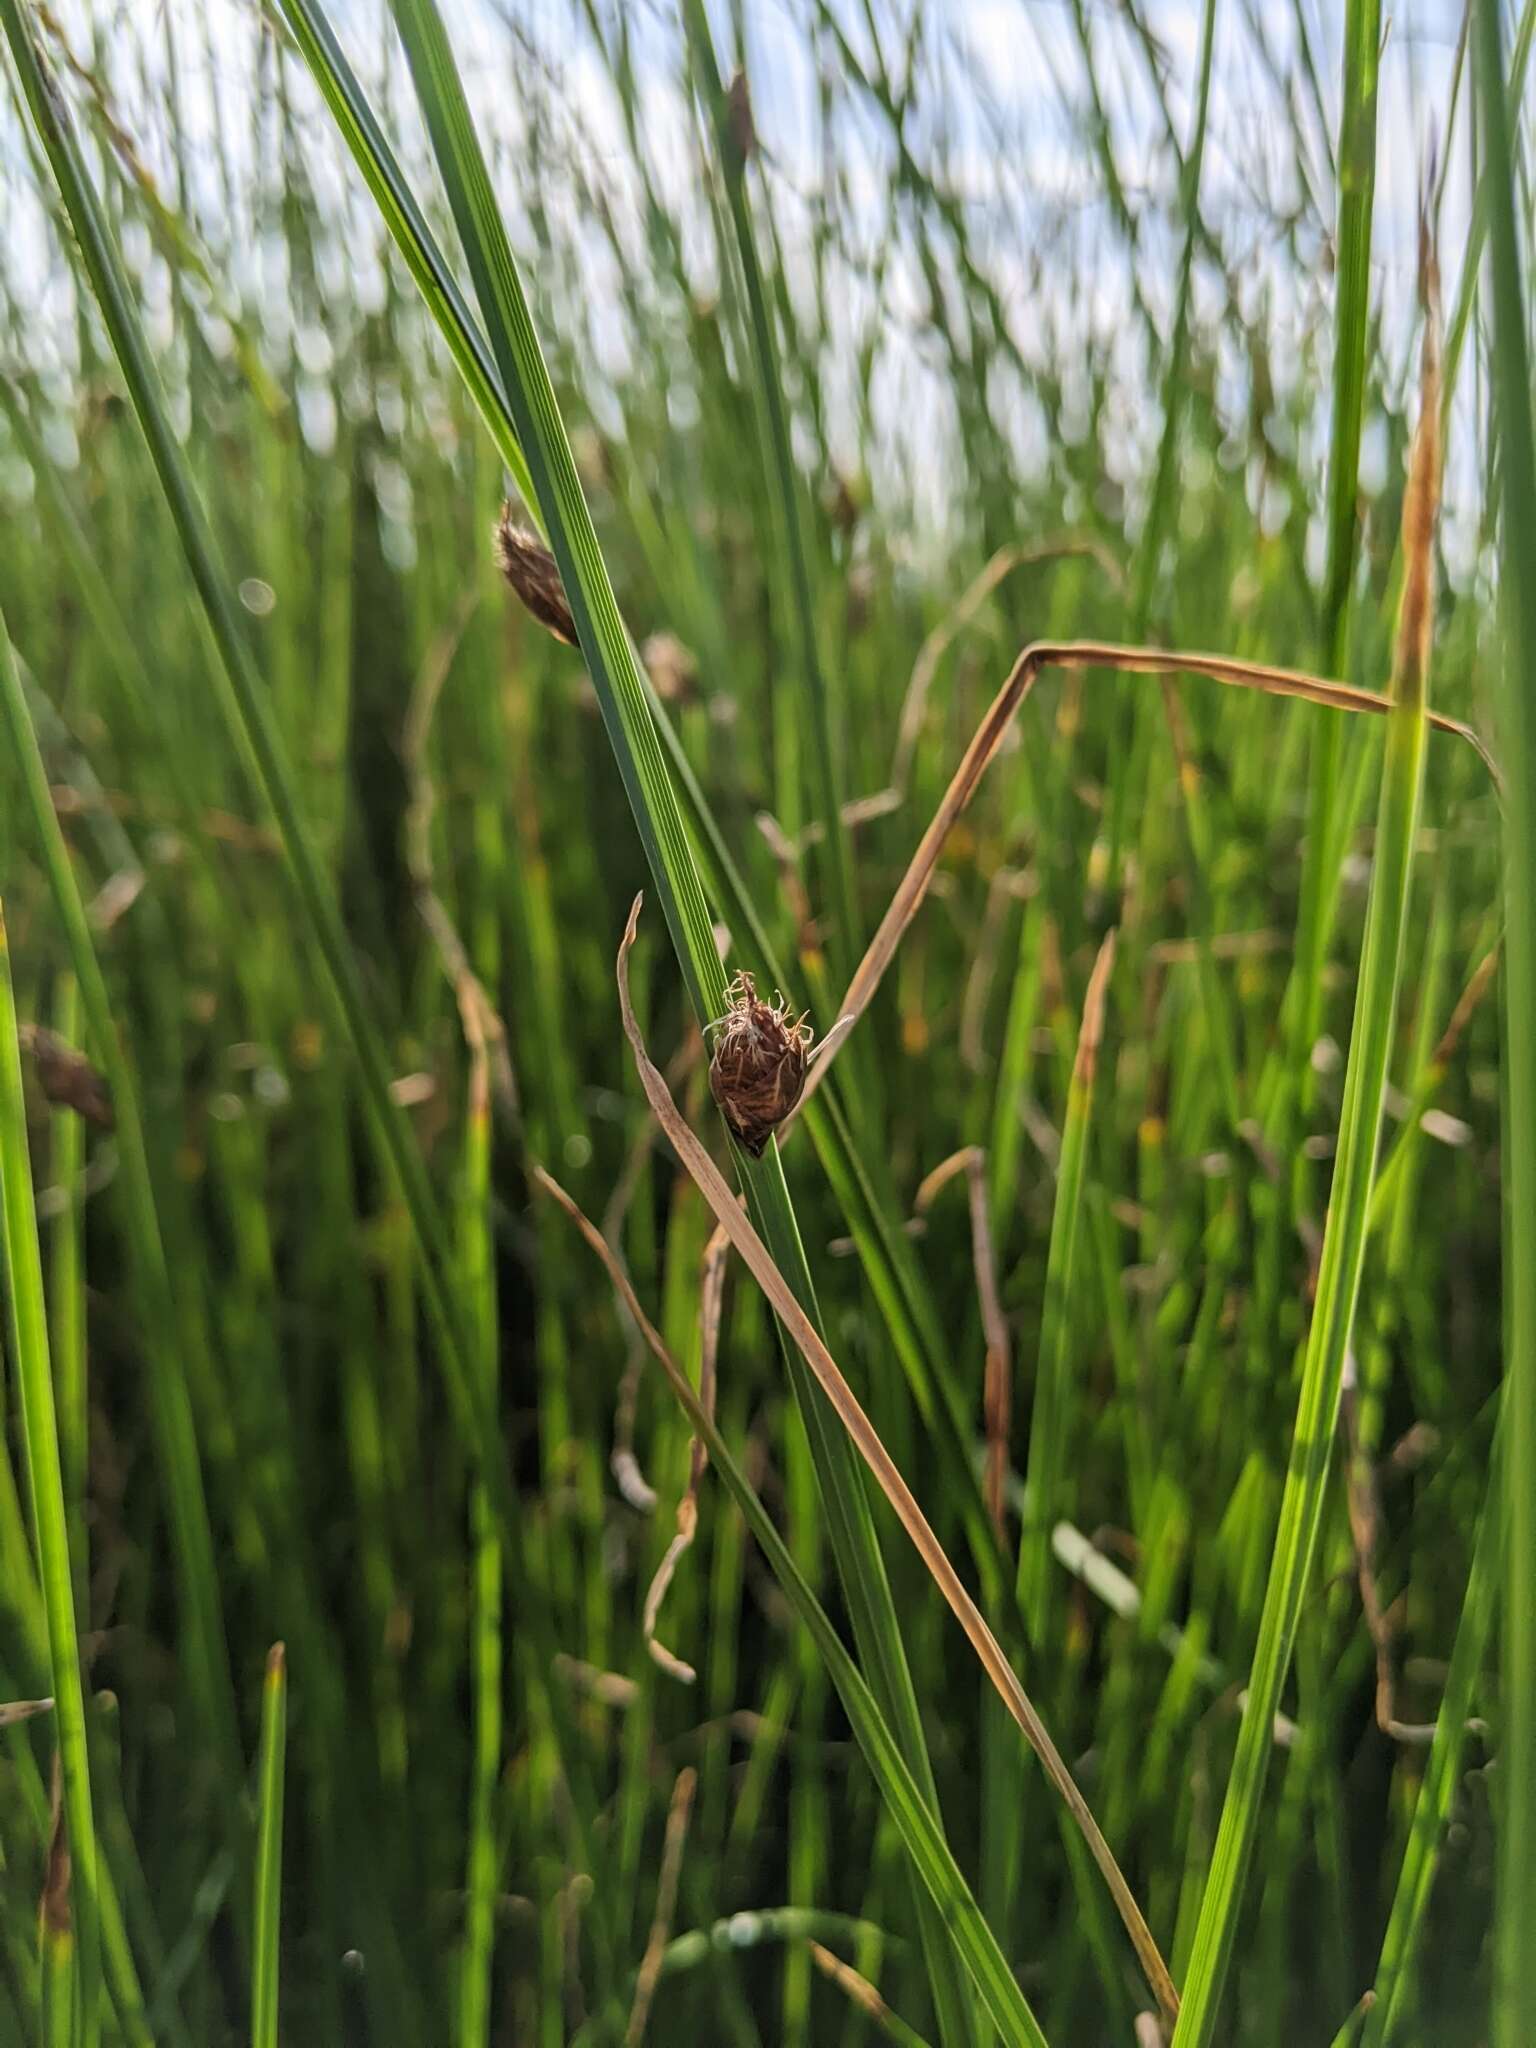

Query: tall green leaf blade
[1473,3,1536,2039]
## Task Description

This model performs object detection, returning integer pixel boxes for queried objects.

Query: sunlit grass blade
[251,1644,287,2048]
[0,901,99,2048]
[1473,2,1536,2038]
[1171,229,1442,2048]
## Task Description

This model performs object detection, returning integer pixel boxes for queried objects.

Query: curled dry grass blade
[531,1162,1050,2048]
[612,898,1179,2032]
[641,1223,727,1686]
[1170,217,1445,2048]
[890,538,1124,796]
[809,1942,934,2048]
[793,641,1493,1125]
[624,1766,697,2048]
[0,1696,54,1730]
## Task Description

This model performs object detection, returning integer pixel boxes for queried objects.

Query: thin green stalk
[681,1,862,985]
[1353,1438,1499,2048]
[1017,935,1116,1642]
[251,1644,287,2048]
[460,1063,501,2048]
[0,596,240,1781]
[379,5,977,2034]
[1287,0,1383,1103]
[541,1170,1047,2048]
[1474,4,1536,2039]
[0,903,100,2048]
[0,0,512,1539]
[47,973,86,1612]
[273,0,1011,1660]
[1171,285,1438,2047]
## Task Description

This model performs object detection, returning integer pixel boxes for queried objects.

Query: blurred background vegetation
[0,1,1529,2043]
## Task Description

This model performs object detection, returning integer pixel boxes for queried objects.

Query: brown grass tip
[707,971,812,1157]
[493,508,576,645]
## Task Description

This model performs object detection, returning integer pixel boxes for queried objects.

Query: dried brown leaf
[614,895,1179,2030]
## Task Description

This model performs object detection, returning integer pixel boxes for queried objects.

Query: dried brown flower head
[707,971,812,1157]
[725,69,757,162]
[19,1024,113,1130]
[493,508,576,645]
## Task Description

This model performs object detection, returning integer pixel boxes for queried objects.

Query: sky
[0,0,1511,575]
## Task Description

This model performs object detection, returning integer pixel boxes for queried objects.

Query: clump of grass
[0,1,1523,2042]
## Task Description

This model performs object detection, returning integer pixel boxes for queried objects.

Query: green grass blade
[543,1171,1047,2048]
[0,594,240,1782]
[0,0,511,1535]
[681,3,861,983]
[0,902,100,2048]
[1017,935,1115,1644]
[1171,289,1438,2047]
[377,5,978,2032]
[1286,0,1383,1100]
[269,0,535,509]
[1354,1437,1499,2048]
[1473,3,1536,2038]
[271,0,1011,1663]
[251,1644,287,2048]
[460,1066,501,2048]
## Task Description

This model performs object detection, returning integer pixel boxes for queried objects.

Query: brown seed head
[707,971,812,1157]
[725,70,757,162]
[493,507,577,645]
[19,1024,113,1130]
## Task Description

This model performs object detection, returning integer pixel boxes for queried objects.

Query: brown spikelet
[19,1024,113,1130]
[707,971,812,1157]
[725,69,757,162]
[493,507,576,645]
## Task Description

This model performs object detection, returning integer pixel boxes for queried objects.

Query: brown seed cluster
[707,971,812,1157]
[493,507,577,646]
[19,1024,113,1130]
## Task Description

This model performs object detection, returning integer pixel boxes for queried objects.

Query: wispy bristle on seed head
[493,507,577,646]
